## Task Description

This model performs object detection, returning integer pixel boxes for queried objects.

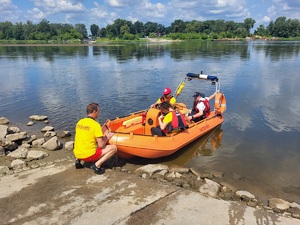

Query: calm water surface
[1,41,300,203]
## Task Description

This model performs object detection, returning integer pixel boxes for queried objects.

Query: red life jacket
[193,98,210,118]
[160,95,173,103]
[164,110,188,133]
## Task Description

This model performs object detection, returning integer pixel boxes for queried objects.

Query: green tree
[13,22,24,40]
[98,27,106,37]
[110,19,135,38]
[185,20,202,33]
[90,24,99,37]
[170,19,186,33]
[51,23,74,36]
[143,22,159,36]
[37,19,51,33]
[213,19,226,34]
[133,21,144,35]
[254,25,269,37]
[243,18,256,35]
[0,21,14,39]
[233,28,248,38]
[120,24,130,35]
[287,18,300,37]
[23,20,36,40]
[105,24,118,39]
[123,32,135,40]
[268,17,289,37]
[225,21,238,32]
[75,24,88,39]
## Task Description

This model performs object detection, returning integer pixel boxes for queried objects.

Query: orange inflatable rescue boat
[103,72,226,159]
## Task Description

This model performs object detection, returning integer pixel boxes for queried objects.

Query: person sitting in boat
[151,101,187,136]
[150,87,176,109]
[186,91,218,123]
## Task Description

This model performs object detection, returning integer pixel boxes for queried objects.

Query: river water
[0,41,300,203]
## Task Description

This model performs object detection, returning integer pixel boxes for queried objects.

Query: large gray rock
[11,159,26,169]
[199,178,220,197]
[3,140,18,151]
[5,131,27,142]
[0,117,9,124]
[0,125,8,139]
[0,166,9,175]
[269,198,291,211]
[7,147,28,159]
[41,126,54,132]
[235,190,255,201]
[8,126,20,134]
[22,135,37,145]
[27,121,34,126]
[32,138,46,147]
[64,141,74,151]
[56,130,71,138]
[27,150,49,160]
[29,115,48,121]
[44,131,56,137]
[134,164,169,177]
[42,136,62,150]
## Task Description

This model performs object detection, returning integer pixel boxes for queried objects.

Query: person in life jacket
[150,87,176,109]
[151,101,188,136]
[186,90,218,123]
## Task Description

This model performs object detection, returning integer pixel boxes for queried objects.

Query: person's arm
[96,132,114,148]
[208,90,219,101]
[158,114,168,130]
[159,112,173,130]
[191,109,203,120]
[150,98,161,108]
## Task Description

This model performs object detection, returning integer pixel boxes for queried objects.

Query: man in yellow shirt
[150,87,176,108]
[74,103,117,174]
[150,102,187,136]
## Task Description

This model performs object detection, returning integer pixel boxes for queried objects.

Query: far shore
[1,37,287,47]
[0,38,182,47]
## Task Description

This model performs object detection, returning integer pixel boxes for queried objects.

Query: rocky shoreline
[0,116,299,220]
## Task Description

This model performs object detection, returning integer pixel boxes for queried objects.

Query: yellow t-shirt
[156,96,176,106]
[74,118,103,159]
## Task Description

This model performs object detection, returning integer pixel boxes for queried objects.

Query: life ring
[214,93,226,115]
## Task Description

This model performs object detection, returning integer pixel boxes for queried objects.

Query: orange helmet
[162,87,171,95]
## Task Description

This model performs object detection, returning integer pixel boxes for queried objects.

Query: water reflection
[0,46,89,62]
[1,41,300,63]
[198,127,223,157]
[252,41,300,60]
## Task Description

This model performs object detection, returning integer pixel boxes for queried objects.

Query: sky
[1,0,300,32]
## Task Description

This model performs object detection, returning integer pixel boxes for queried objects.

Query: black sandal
[90,164,105,175]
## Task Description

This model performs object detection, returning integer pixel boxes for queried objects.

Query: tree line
[0,16,299,42]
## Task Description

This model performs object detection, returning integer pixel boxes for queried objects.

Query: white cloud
[30,0,86,14]
[28,7,46,20]
[267,0,300,20]
[105,0,124,8]
[0,0,19,21]
[90,6,108,18]
[0,0,16,11]
[262,16,271,23]
[1,0,300,31]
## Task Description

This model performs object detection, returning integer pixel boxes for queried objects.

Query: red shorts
[79,147,102,162]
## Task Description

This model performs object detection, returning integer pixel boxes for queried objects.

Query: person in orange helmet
[150,87,176,108]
